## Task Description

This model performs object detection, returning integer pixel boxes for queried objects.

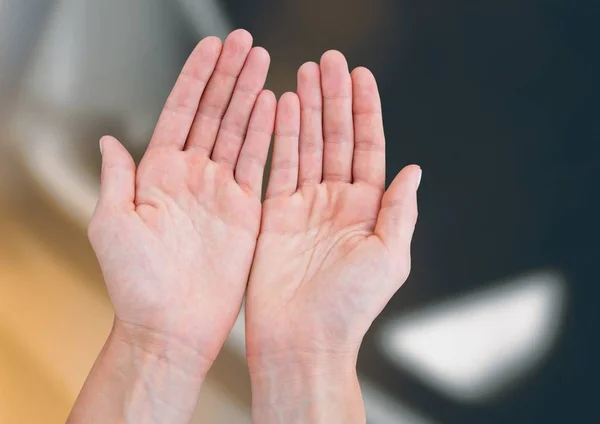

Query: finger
[235,90,277,198]
[97,136,136,210]
[375,165,421,253]
[147,36,222,151]
[212,47,270,168]
[185,29,254,152]
[320,50,354,183]
[265,92,300,199]
[297,61,324,187]
[351,67,386,189]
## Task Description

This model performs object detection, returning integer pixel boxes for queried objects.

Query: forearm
[68,319,210,424]
[248,352,366,424]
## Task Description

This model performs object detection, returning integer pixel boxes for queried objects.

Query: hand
[90,29,274,362]
[245,51,421,423]
[71,30,276,423]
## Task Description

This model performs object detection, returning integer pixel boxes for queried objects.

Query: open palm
[88,30,276,364]
[246,52,421,364]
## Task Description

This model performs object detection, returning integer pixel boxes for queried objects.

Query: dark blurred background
[1,0,598,422]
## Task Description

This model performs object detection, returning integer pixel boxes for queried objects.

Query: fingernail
[99,138,105,155]
[416,167,422,190]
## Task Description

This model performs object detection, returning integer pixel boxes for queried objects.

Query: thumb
[375,165,421,253]
[98,136,136,210]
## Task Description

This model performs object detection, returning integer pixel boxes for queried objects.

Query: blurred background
[1,0,598,422]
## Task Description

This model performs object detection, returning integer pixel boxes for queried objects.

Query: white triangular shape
[379,270,566,402]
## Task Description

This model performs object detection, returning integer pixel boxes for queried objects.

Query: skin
[68,30,420,424]
[246,52,421,423]
[68,30,277,423]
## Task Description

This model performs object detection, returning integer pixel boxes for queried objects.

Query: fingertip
[298,61,320,81]
[351,67,378,90]
[375,166,420,252]
[98,136,136,209]
[100,136,134,167]
[297,62,322,112]
[99,136,108,155]
[403,164,421,172]
[226,28,254,50]
[198,35,223,53]
[320,50,352,100]
[251,46,271,64]
[190,37,223,66]
[277,92,301,132]
[393,165,423,192]
[99,135,120,155]
[408,164,423,190]
[350,66,382,118]
[351,66,375,79]
[100,134,116,143]
[320,50,349,71]
[402,164,422,186]
[258,89,277,107]
[279,91,300,108]
[321,49,347,63]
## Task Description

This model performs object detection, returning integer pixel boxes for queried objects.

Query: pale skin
[68,30,420,424]
[247,53,420,423]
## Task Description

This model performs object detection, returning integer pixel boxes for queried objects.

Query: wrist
[110,318,213,381]
[68,318,211,424]
[247,348,358,377]
[248,351,365,424]
[107,319,210,420]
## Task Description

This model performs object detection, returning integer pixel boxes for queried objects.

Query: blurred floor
[0,142,250,423]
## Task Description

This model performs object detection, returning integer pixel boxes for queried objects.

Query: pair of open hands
[86,29,420,422]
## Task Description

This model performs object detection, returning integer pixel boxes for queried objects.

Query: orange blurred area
[0,144,106,422]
